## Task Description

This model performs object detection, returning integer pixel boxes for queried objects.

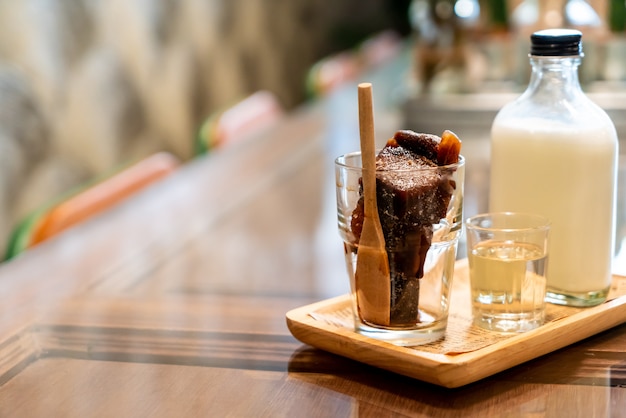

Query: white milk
[489,118,618,295]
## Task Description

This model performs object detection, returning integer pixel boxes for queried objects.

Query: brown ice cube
[351,130,461,326]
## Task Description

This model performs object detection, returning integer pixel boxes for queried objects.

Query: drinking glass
[465,212,551,333]
[335,152,464,346]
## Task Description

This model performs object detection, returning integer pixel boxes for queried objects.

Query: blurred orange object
[305,31,402,99]
[6,152,180,259]
[195,90,284,154]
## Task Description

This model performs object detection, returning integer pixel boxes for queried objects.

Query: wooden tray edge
[286,292,626,388]
[286,296,467,387]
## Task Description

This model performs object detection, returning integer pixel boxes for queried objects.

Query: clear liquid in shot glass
[469,240,547,332]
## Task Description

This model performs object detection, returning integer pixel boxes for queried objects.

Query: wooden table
[0,52,625,418]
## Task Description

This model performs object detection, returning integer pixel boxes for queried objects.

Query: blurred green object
[488,0,508,29]
[609,0,626,32]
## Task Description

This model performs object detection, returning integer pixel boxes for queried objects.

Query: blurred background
[0,0,624,256]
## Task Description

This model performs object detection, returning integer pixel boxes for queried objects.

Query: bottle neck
[527,55,583,97]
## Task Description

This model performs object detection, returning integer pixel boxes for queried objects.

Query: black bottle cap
[530,29,583,56]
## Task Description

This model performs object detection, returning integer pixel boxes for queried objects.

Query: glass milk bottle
[489,29,618,307]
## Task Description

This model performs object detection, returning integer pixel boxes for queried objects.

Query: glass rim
[334,151,465,172]
[465,211,551,232]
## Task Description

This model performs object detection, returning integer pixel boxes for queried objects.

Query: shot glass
[335,152,465,346]
[465,212,551,333]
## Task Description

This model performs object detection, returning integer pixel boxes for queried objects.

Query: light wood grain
[287,261,626,388]
[355,82,391,326]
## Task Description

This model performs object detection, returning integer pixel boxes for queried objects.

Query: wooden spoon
[355,82,390,326]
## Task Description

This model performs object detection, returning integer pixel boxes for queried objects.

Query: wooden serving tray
[286,259,626,388]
